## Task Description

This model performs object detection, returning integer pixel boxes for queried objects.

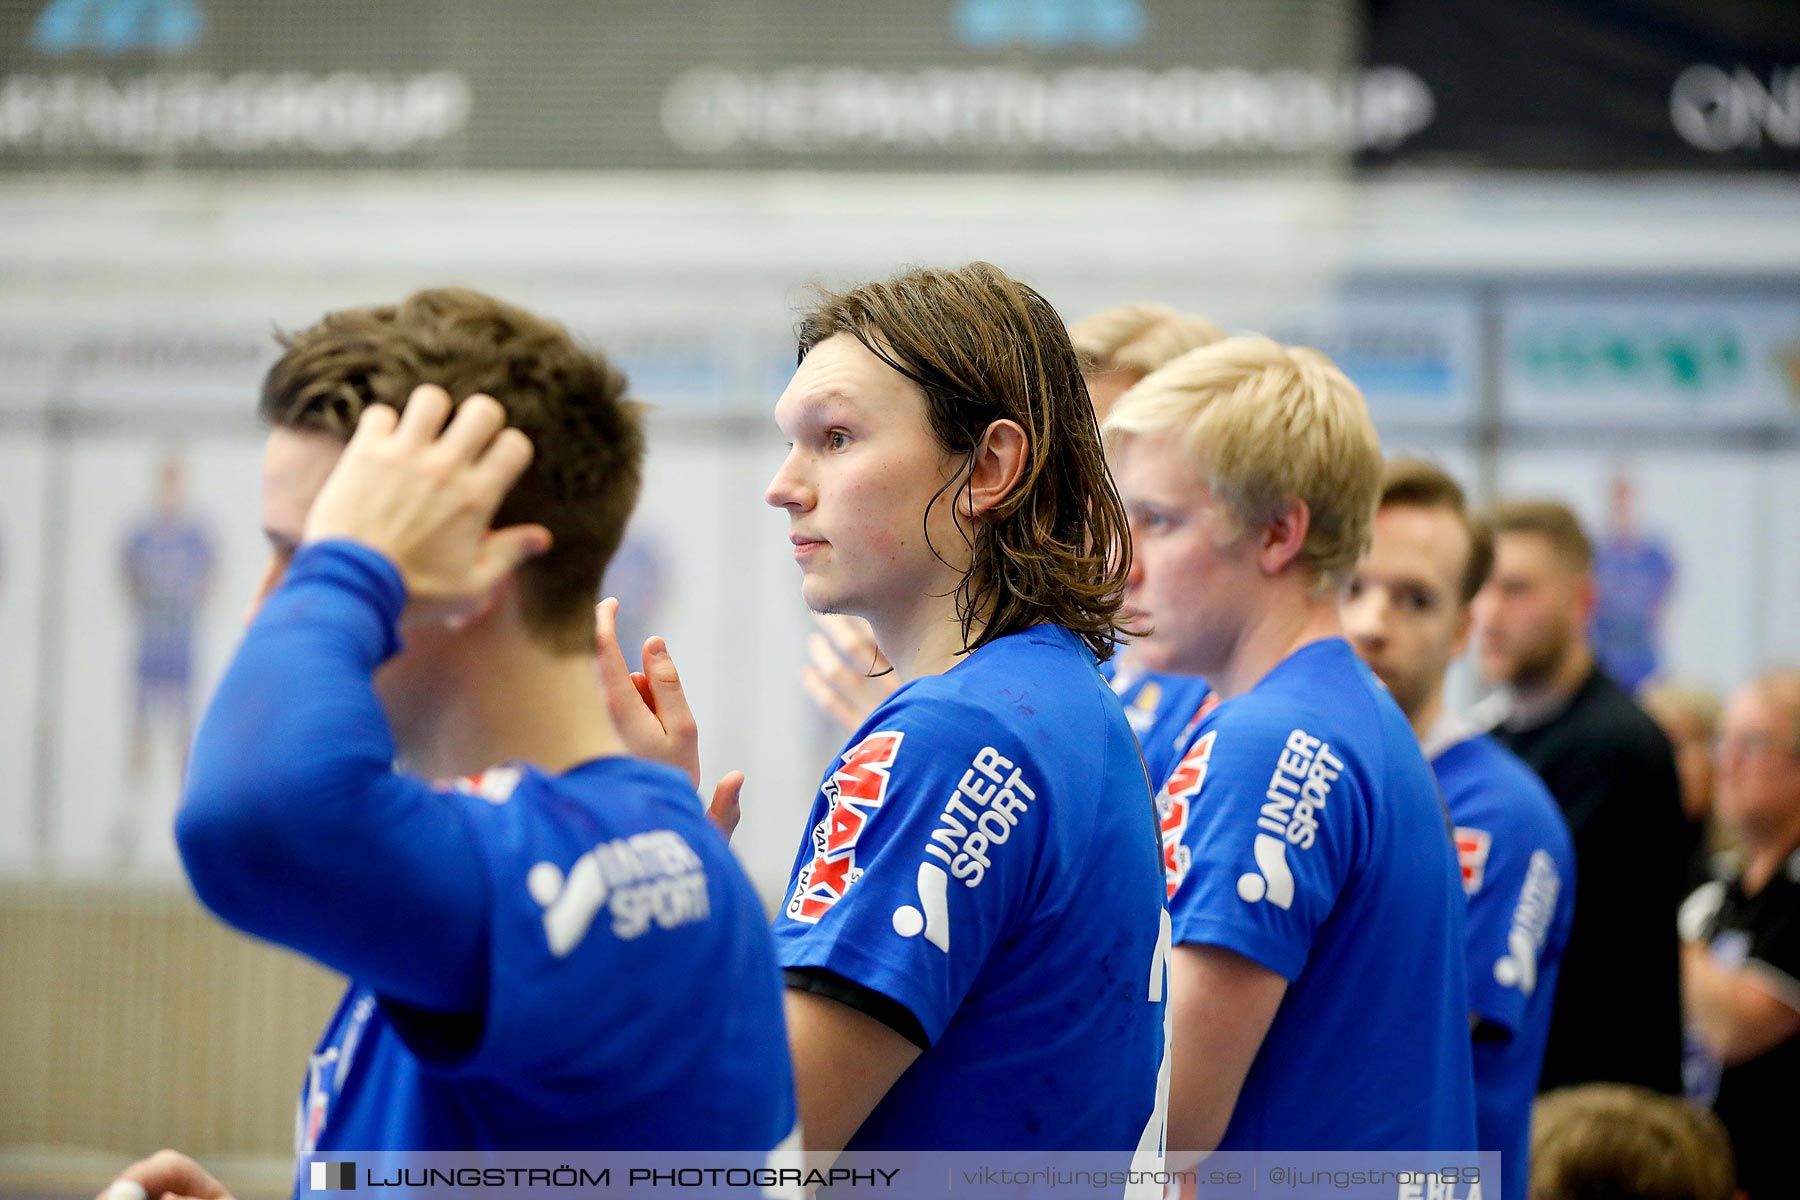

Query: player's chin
[1129,631,1183,673]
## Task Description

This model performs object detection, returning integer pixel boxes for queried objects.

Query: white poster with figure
[49,436,267,879]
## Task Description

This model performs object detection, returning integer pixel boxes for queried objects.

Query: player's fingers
[808,632,884,701]
[393,384,453,446]
[640,637,698,744]
[807,631,848,677]
[594,598,649,723]
[109,1151,231,1200]
[708,771,745,841]
[631,670,655,712]
[801,664,865,734]
[346,402,400,448]
[468,428,535,515]
[434,393,508,464]
[816,612,886,664]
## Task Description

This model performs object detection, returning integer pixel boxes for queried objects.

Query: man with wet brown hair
[609,263,1169,1160]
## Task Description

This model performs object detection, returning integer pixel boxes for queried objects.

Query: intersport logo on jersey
[1238,728,1342,910]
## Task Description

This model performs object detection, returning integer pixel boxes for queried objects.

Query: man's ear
[1256,495,1312,577]
[960,419,1030,520]
[434,563,519,634]
[1572,570,1599,627]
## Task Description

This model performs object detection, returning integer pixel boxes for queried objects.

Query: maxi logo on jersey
[1155,730,1215,899]
[1454,827,1492,895]
[788,731,903,924]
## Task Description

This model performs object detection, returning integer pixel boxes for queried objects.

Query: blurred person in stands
[1104,337,1476,1156]
[1645,679,1732,876]
[803,302,1223,786]
[612,263,1169,1157]
[1678,668,1800,1200]
[1342,458,1574,1200]
[1475,500,1690,1095]
[1530,1084,1738,1200]
[100,289,795,1200]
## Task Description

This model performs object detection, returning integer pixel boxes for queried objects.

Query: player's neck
[401,635,627,781]
[1209,583,1341,701]
[872,595,988,683]
[1511,642,1593,719]
[1408,685,1448,745]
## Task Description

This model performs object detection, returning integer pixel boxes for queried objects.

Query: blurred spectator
[1530,1084,1738,1200]
[1644,680,1724,827]
[1475,500,1690,1095]
[1679,669,1800,1200]
[1644,679,1734,880]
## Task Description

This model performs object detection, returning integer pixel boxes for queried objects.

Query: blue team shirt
[774,625,1169,1152]
[1158,638,1477,1150]
[1432,730,1576,1200]
[1101,660,1217,791]
[176,542,794,1179]
[298,759,795,1157]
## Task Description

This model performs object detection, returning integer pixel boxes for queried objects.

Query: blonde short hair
[1531,1085,1736,1200]
[1068,304,1226,379]
[1746,666,1800,754]
[1102,334,1382,590]
[1640,679,1723,738]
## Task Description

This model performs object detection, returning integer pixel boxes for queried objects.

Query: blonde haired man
[1104,336,1477,1155]
[1068,303,1227,419]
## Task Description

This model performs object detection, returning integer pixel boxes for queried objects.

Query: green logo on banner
[1514,323,1746,398]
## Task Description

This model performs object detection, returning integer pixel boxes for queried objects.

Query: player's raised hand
[99,1150,234,1200]
[595,596,702,786]
[802,613,900,733]
[302,385,552,625]
[708,770,745,842]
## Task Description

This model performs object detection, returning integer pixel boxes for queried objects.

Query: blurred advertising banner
[0,0,1408,171]
[4,0,1794,172]
[1501,290,1800,427]
[1361,0,1800,172]
[1263,290,1481,428]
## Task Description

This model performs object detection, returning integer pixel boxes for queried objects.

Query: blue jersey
[774,625,1169,1152]
[1432,729,1576,1200]
[298,759,794,1156]
[177,542,794,1178]
[1101,659,1217,790]
[1159,638,1477,1150]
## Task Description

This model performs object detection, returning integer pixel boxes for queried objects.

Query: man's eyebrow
[794,388,860,412]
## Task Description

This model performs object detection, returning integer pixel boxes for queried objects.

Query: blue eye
[827,430,849,450]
